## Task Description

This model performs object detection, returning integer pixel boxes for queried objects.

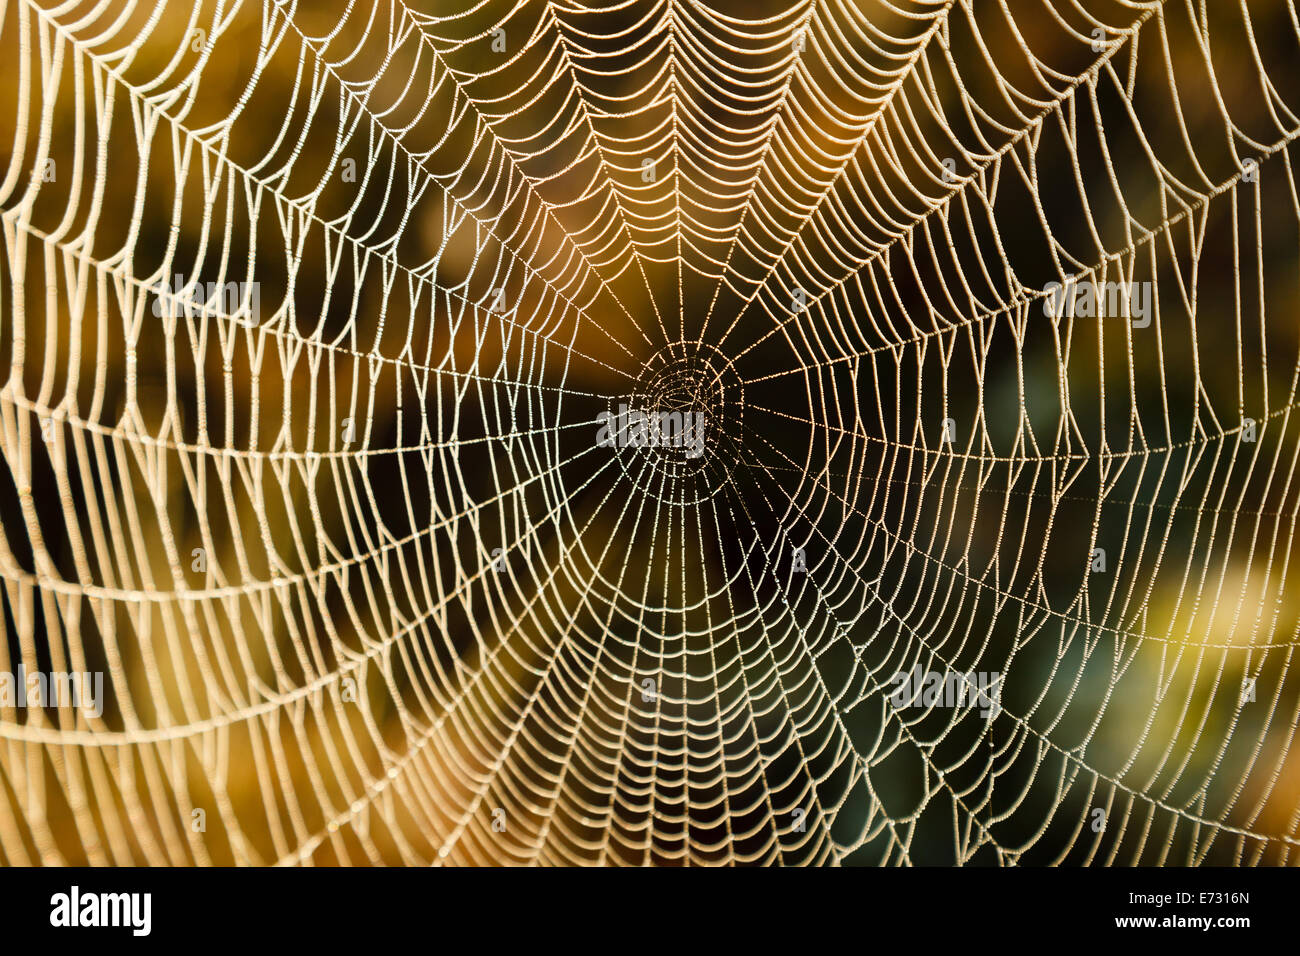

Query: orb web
[1,0,1300,866]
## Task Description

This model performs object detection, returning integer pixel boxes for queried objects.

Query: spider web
[2,0,1300,866]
